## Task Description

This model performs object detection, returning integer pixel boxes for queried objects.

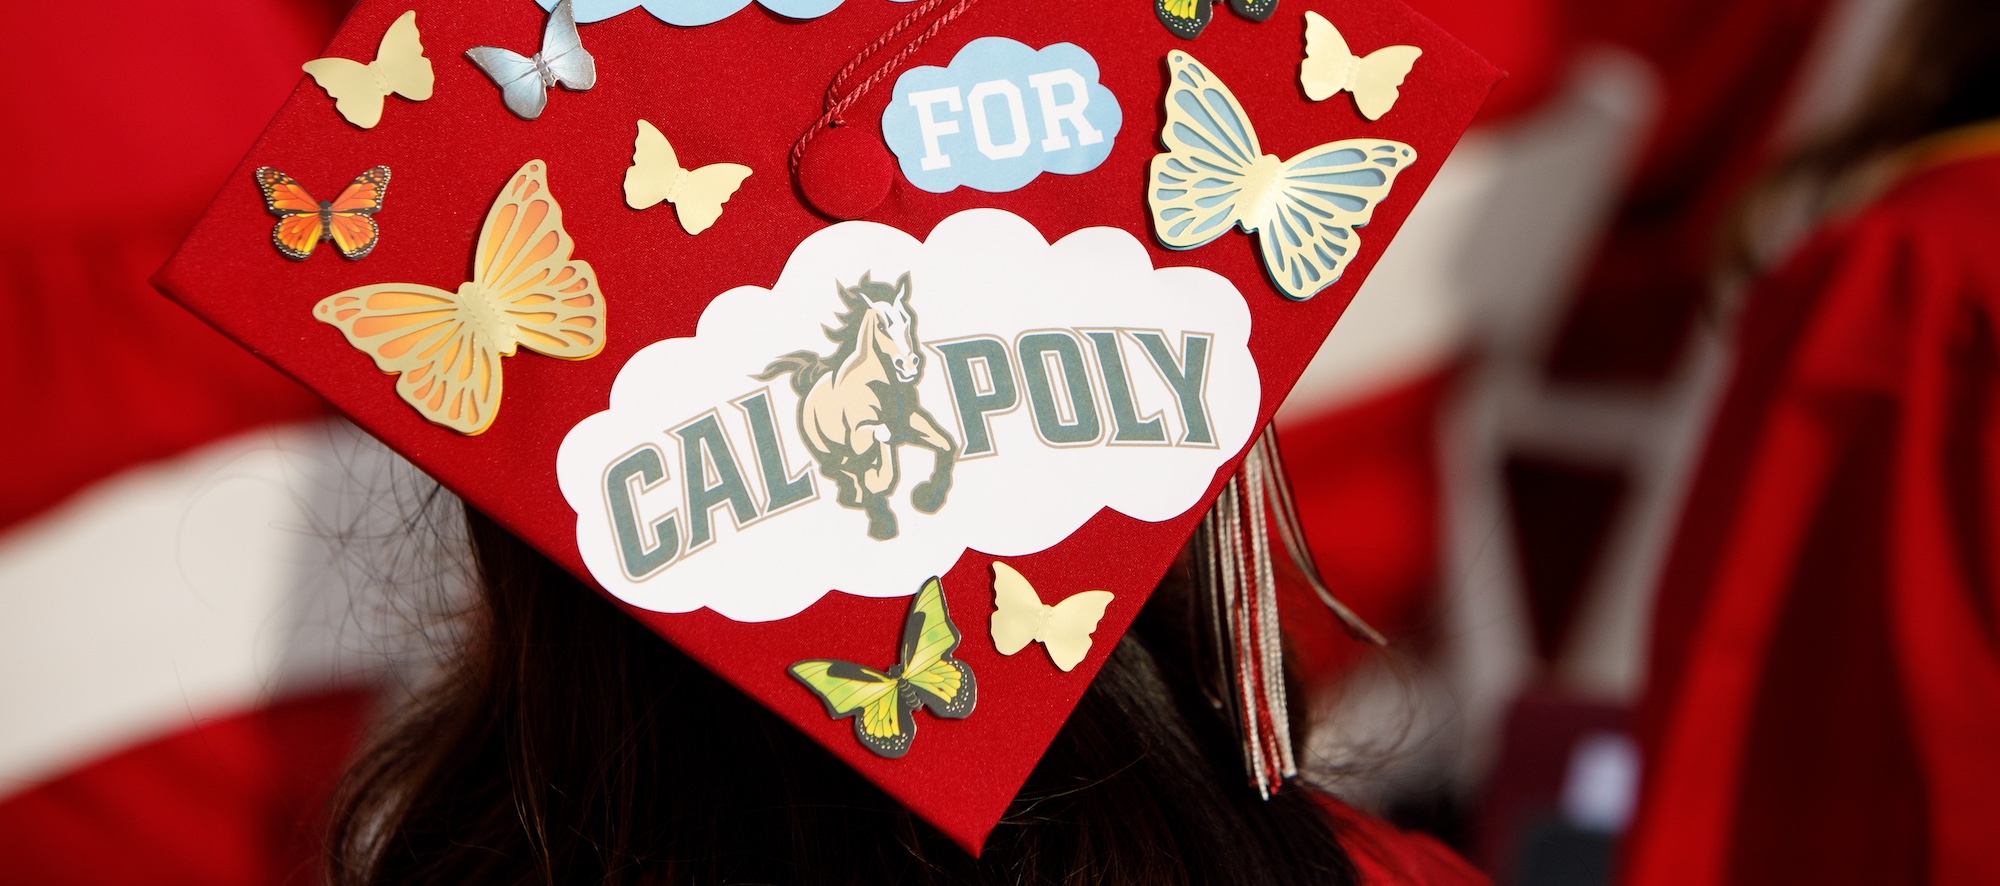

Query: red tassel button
[796,125,895,220]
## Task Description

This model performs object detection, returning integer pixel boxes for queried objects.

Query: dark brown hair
[324,506,1359,885]
[1793,0,2000,180]
[1729,0,2000,269]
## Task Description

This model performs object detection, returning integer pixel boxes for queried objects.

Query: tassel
[1195,426,1386,799]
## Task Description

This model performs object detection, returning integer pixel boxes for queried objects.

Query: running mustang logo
[757,272,958,540]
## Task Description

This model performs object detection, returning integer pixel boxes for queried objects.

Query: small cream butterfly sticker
[1299,11,1422,121]
[313,160,605,435]
[301,10,434,129]
[990,562,1115,672]
[623,120,753,235]
[1149,50,1417,301]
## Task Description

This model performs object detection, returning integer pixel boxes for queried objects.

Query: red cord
[789,0,984,183]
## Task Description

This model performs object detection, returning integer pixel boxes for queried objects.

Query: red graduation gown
[1549,0,1837,382]
[1320,796,1491,884]
[1628,131,2000,885]
[0,689,375,886]
[0,0,332,531]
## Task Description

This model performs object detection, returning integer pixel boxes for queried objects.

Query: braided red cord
[824,0,950,111]
[789,0,983,184]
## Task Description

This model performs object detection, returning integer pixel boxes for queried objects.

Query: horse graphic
[756,272,957,540]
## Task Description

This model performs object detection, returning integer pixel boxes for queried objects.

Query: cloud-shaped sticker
[882,38,1122,194]
[556,209,1259,622]
[541,0,858,28]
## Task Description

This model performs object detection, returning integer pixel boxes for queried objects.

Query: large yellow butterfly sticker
[1149,51,1417,301]
[313,160,605,435]
[790,577,976,759]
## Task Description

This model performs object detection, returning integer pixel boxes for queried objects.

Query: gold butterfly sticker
[1149,50,1417,301]
[301,10,434,129]
[1299,12,1422,121]
[990,562,1114,672]
[313,160,605,435]
[623,120,752,235]
[790,576,976,759]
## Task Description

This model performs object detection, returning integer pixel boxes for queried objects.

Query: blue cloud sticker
[882,38,1122,194]
[542,0,866,28]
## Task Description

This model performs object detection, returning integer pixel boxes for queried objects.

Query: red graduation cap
[156,0,1497,854]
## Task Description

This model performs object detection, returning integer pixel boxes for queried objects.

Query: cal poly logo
[557,209,1260,622]
[756,272,958,541]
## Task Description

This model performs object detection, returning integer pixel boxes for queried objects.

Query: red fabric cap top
[157,0,1498,852]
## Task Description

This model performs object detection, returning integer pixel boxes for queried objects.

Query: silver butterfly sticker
[466,0,597,121]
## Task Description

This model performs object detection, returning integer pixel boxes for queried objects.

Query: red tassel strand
[1197,427,1386,798]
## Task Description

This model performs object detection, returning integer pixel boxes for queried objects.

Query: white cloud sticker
[556,209,1260,622]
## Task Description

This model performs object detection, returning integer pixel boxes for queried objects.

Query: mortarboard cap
[155,0,1499,853]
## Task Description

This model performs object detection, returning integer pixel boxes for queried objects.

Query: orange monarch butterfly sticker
[254,166,390,261]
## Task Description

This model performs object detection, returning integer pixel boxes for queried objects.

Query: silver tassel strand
[1197,426,1388,799]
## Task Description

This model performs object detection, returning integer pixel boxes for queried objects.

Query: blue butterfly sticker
[542,0,909,27]
[1149,51,1417,301]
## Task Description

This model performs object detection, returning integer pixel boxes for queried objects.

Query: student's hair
[325,505,1359,885]
[1728,0,2000,269]
[1787,0,2000,187]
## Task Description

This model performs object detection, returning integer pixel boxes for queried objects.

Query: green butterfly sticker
[790,577,978,759]
[1156,0,1275,40]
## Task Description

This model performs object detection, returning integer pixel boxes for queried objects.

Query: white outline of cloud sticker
[543,0,847,27]
[556,209,1259,622]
